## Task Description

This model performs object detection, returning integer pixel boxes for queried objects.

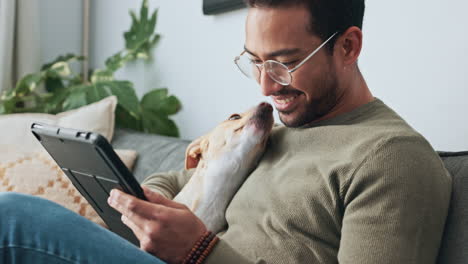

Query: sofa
[111,128,468,264]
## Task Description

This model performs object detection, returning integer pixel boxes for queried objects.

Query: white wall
[39,0,82,66]
[80,0,467,150]
[360,0,468,152]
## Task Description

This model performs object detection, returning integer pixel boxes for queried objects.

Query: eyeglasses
[234,32,338,86]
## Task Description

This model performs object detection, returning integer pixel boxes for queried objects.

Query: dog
[173,102,274,233]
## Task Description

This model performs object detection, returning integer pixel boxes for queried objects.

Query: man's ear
[184,136,209,170]
[336,26,363,66]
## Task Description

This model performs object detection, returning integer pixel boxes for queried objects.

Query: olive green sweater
[142,99,452,264]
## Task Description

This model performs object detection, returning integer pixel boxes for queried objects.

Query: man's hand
[107,186,207,264]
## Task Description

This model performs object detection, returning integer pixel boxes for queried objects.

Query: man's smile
[272,92,304,112]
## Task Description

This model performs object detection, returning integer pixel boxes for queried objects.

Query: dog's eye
[228,114,241,121]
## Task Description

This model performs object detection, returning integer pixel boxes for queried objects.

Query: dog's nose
[259,102,273,112]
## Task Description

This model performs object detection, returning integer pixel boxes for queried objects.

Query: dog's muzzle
[249,102,274,131]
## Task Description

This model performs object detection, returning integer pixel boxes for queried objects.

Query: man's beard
[278,68,340,128]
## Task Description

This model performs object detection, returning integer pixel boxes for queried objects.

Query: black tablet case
[31,123,146,245]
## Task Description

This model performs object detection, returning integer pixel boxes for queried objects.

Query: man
[0,0,451,263]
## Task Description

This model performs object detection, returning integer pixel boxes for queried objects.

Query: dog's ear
[185,136,209,170]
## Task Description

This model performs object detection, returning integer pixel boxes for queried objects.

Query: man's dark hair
[244,0,365,52]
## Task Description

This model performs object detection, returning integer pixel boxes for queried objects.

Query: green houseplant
[0,0,181,137]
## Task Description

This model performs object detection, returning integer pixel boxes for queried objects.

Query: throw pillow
[0,95,117,153]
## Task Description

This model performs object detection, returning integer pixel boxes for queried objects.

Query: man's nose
[259,70,283,96]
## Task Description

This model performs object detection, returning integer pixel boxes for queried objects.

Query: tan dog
[174,102,274,233]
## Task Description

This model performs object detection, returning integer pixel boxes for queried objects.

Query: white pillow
[0,96,117,153]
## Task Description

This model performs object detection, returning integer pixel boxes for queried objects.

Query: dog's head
[185,102,274,172]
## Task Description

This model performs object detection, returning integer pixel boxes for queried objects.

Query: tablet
[31,122,146,245]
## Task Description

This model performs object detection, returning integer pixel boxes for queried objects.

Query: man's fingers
[121,214,145,242]
[108,189,167,222]
[142,186,186,209]
[121,214,157,253]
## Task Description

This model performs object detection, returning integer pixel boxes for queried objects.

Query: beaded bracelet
[185,232,215,264]
[195,235,219,264]
[182,231,211,264]
[182,231,219,264]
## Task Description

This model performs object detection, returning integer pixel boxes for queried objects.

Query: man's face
[245,6,340,127]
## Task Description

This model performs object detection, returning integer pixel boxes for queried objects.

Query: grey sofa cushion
[111,129,189,182]
[437,151,468,264]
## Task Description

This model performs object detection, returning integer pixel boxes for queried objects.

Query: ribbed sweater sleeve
[338,136,452,263]
[141,169,193,199]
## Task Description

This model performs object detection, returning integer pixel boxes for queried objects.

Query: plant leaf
[43,88,70,114]
[91,69,114,83]
[1,89,15,101]
[44,77,65,93]
[115,105,142,131]
[61,85,90,111]
[151,34,161,46]
[0,104,5,114]
[141,88,181,116]
[85,83,104,104]
[41,54,84,71]
[156,95,181,115]
[105,52,126,73]
[15,73,44,96]
[46,61,72,78]
[95,81,140,119]
[142,109,179,137]
[124,0,158,53]
[0,96,17,114]
[141,88,167,105]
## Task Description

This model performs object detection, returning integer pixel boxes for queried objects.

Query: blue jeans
[0,192,165,264]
